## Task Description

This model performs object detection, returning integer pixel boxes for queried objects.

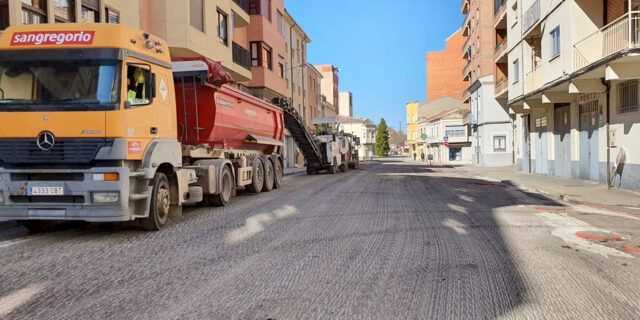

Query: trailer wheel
[274,159,283,189]
[140,173,170,231]
[306,166,315,175]
[340,162,348,173]
[329,164,337,174]
[247,157,264,193]
[209,166,233,207]
[354,159,360,169]
[262,159,274,192]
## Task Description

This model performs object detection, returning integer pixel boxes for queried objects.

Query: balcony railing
[495,38,507,54]
[462,60,471,77]
[573,11,640,71]
[232,42,251,70]
[494,77,509,96]
[232,0,249,13]
[524,63,547,94]
[522,0,540,35]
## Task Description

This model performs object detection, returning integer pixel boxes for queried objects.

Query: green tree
[375,118,390,156]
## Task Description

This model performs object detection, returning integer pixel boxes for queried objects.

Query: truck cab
[0,24,185,230]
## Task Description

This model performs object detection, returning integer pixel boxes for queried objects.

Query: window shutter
[83,0,99,10]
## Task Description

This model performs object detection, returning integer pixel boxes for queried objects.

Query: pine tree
[375,118,390,157]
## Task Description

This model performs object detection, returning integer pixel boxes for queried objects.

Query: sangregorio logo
[36,132,55,151]
[11,31,95,46]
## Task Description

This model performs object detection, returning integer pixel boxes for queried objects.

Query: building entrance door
[535,115,548,174]
[554,104,571,178]
[579,101,599,181]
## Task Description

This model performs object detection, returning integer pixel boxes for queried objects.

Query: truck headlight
[93,173,119,181]
[92,192,119,203]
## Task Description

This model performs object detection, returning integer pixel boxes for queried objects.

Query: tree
[375,118,391,156]
[388,127,406,148]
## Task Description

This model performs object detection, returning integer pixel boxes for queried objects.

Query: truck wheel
[306,166,315,175]
[340,162,348,173]
[274,159,283,189]
[354,159,360,169]
[209,166,233,207]
[247,157,264,193]
[329,164,337,174]
[140,173,170,231]
[262,159,274,192]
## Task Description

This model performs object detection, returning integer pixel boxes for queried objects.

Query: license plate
[28,187,64,196]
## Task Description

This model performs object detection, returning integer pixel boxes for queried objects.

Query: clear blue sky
[286,0,462,131]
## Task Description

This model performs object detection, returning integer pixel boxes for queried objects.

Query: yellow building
[406,101,419,157]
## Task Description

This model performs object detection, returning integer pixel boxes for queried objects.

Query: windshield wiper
[46,99,99,111]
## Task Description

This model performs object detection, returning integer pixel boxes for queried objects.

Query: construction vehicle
[0,24,298,231]
[345,134,360,169]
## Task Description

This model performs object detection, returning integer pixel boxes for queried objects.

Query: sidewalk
[457,165,640,208]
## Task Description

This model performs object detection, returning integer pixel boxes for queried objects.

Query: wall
[427,29,467,101]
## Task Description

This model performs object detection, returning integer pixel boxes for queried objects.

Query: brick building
[426,29,467,102]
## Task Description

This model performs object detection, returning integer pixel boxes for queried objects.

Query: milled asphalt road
[1,158,640,319]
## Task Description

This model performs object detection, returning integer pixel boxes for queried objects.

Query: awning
[245,134,284,147]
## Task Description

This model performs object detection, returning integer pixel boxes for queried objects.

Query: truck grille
[0,139,114,164]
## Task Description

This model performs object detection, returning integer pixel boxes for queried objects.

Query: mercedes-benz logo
[36,132,55,151]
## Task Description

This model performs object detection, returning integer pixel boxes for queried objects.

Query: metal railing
[573,11,640,71]
[494,0,507,16]
[462,60,471,77]
[495,38,507,54]
[232,42,251,70]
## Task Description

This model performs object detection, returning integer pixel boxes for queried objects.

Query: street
[1,158,640,320]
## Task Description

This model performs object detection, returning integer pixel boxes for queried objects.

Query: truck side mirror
[148,73,157,98]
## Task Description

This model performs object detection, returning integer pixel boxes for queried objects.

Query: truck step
[129,192,150,201]
[129,171,147,179]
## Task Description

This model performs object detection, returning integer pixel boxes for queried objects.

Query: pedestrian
[413,152,416,161]
[421,152,425,162]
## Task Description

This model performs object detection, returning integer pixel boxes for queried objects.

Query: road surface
[1,158,640,319]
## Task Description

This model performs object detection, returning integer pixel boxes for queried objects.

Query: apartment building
[414,96,470,163]
[316,64,339,115]
[338,92,353,117]
[0,0,140,31]
[426,29,468,101]
[507,0,640,190]
[338,118,377,161]
[242,0,287,103]
[406,101,419,156]
[146,0,252,82]
[307,64,322,122]
[462,0,514,167]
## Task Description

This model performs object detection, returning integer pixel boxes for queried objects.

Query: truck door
[120,61,159,156]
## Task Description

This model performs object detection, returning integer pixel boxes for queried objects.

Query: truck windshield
[0,59,121,111]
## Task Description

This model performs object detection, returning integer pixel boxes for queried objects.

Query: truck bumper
[0,166,135,222]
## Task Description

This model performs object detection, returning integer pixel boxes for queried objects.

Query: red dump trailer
[169,57,285,214]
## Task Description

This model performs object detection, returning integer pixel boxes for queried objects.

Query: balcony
[231,0,250,27]
[494,0,507,16]
[461,0,469,14]
[232,42,251,70]
[524,63,547,94]
[233,0,249,13]
[462,36,471,59]
[462,15,470,36]
[494,76,509,98]
[573,11,640,72]
[494,38,507,62]
[462,60,471,80]
[522,0,540,36]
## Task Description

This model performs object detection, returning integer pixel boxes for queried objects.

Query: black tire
[140,173,171,231]
[274,159,284,189]
[262,159,274,192]
[354,159,360,169]
[20,220,56,233]
[340,162,348,173]
[306,166,315,175]
[209,166,233,207]
[329,164,337,174]
[246,157,264,193]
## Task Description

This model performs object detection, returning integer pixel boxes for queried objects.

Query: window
[106,7,119,24]
[277,10,283,35]
[81,0,99,23]
[513,59,520,83]
[0,1,9,30]
[493,136,507,152]
[550,26,560,58]
[22,0,47,24]
[618,80,639,113]
[217,10,228,45]
[54,0,74,22]
[126,65,152,106]
[278,56,284,78]
[190,0,203,31]
[248,0,270,20]
[263,45,272,70]
[250,41,272,70]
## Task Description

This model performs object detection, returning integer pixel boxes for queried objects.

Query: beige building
[315,64,339,115]
[415,96,470,163]
[338,92,353,117]
[145,0,252,82]
[507,0,640,191]
[338,118,376,161]
[282,9,311,126]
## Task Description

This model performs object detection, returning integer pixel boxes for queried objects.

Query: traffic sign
[444,141,449,147]
[444,136,449,142]
[421,134,427,140]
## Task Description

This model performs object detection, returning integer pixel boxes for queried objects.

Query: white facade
[469,75,514,166]
[424,111,473,164]
[338,92,353,117]
[507,0,640,190]
[339,119,377,161]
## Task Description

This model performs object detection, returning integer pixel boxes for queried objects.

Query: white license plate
[28,187,64,196]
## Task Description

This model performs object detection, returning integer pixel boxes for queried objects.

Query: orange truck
[0,24,286,231]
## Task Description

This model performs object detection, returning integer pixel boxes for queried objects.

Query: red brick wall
[607,0,627,24]
[426,29,467,101]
